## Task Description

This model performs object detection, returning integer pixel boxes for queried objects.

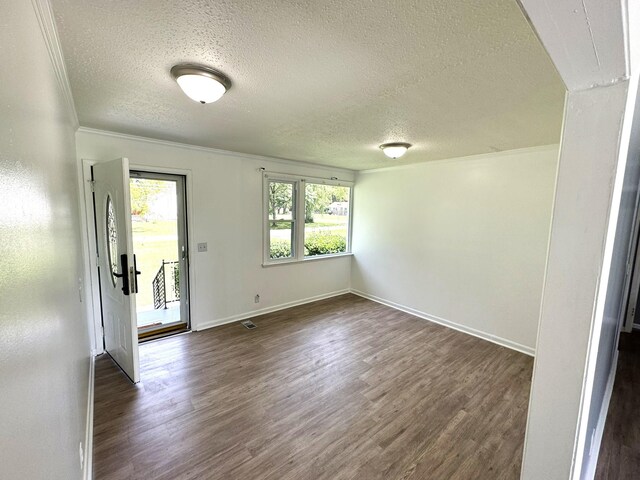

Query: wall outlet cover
[197,242,208,252]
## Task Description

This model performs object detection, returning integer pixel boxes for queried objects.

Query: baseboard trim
[580,348,619,480]
[83,354,95,480]
[350,289,536,356]
[192,287,535,356]
[194,289,351,331]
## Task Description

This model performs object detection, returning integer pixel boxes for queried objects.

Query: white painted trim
[83,354,95,480]
[357,144,560,174]
[78,159,104,355]
[190,287,536,357]
[261,252,354,267]
[350,289,536,356]
[129,163,197,334]
[521,91,568,473]
[31,0,79,129]
[80,159,104,354]
[194,289,350,331]
[581,349,619,480]
[571,73,639,480]
[77,127,355,175]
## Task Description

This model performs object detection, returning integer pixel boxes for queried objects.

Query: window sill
[262,252,353,267]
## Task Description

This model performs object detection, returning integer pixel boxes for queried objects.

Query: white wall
[0,2,91,479]
[351,145,558,353]
[76,129,354,339]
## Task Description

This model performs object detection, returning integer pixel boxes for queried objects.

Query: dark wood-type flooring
[93,294,533,480]
[595,331,640,479]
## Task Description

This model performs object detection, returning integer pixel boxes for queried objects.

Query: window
[267,180,296,260]
[304,183,350,257]
[263,173,352,264]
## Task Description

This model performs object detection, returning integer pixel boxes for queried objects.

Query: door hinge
[100,325,104,339]
[88,179,96,192]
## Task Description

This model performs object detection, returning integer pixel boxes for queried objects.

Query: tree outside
[129,178,180,313]
[269,182,350,258]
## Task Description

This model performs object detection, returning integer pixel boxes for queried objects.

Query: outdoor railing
[152,260,180,309]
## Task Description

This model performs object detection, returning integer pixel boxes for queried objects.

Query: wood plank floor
[93,294,533,480]
[595,331,640,479]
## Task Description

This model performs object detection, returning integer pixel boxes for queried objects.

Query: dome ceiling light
[170,64,232,104]
[380,142,412,159]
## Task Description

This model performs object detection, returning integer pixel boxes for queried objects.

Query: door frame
[130,169,191,336]
[80,159,196,354]
[623,192,640,332]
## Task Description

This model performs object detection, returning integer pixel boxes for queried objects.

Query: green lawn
[132,221,180,309]
[132,220,177,236]
[270,214,348,229]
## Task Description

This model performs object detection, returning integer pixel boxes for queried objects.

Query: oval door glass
[106,195,118,286]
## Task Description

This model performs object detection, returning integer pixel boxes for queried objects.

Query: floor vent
[241,320,257,330]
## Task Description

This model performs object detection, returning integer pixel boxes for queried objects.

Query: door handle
[132,254,141,294]
[114,253,130,295]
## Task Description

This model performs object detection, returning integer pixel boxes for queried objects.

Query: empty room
[2,1,640,480]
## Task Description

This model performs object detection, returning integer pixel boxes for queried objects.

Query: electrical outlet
[255,294,260,303]
[197,242,208,252]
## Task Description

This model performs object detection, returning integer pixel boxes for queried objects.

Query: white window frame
[262,172,354,266]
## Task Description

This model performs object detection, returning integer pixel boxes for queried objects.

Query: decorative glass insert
[106,195,118,285]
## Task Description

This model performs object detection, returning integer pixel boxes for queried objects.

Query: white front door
[93,158,140,383]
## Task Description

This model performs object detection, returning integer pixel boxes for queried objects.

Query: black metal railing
[152,260,180,309]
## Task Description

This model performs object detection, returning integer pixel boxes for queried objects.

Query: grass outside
[132,219,176,236]
[132,220,180,309]
[270,214,348,229]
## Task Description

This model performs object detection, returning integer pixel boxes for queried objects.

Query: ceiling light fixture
[380,142,412,159]
[170,64,231,104]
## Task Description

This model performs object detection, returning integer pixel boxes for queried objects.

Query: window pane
[304,184,350,257]
[268,181,294,221]
[270,220,294,259]
[267,180,295,260]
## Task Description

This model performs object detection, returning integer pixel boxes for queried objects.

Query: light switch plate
[197,242,208,252]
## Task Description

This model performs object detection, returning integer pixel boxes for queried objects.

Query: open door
[93,158,140,383]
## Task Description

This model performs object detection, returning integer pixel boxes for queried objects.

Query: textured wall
[351,145,558,352]
[0,2,90,479]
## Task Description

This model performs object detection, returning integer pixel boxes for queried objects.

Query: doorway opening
[130,171,190,341]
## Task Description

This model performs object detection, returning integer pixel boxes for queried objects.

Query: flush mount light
[170,64,231,104]
[380,142,412,159]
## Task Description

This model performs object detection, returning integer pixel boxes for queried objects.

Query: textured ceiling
[52,0,565,170]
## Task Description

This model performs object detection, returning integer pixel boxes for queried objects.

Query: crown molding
[357,143,561,175]
[31,0,79,130]
[77,127,357,175]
